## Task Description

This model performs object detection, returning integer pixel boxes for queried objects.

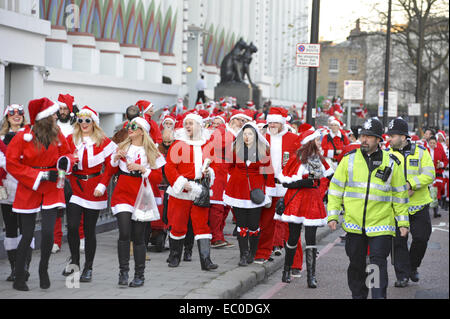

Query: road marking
[257,235,342,299]
[432,222,449,233]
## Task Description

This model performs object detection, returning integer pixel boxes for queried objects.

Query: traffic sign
[296,43,321,68]
[408,103,421,116]
[343,80,364,100]
[378,91,398,117]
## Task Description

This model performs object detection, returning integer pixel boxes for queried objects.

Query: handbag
[132,177,160,222]
[246,164,265,205]
[193,176,211,207]
[275,188,301,216]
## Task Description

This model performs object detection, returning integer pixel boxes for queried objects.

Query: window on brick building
[328,82,337,97]
[348,58,358,73]
[329,58,339,73]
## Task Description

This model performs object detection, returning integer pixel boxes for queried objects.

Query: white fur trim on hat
[35,101,59,122]
[131,117,150,133]
[183,113,204,126]
[266,114,286,124]
[230,113,252,122]
[78,107,100,126]
[301,130,321,145]
[144,102,154,114]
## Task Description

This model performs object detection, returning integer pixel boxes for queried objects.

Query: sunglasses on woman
[7,108,24,116]
[77,118,92,124]
[126,123,141,131]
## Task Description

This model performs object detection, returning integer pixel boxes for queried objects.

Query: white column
[0,61,5,112]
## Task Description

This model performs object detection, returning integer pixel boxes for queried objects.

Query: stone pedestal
[96,39,124,77]
[67,32,100,74]
[141,49,162,83]
[214,82,262,108]
[45,26,72,69]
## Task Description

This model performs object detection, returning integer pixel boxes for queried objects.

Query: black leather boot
[183,236,194,262]
[6,249,16,282]
[118,240,130,286]
[38,263,51,289]
[168,237,184,268]
[282,243,296,283]
[197,238,218,271]
[12,248,29,291]
[80,262,93,283]
[247,233,260,264]
[305,248,318,288]
[129,243,146,287]
[237,234,249,267]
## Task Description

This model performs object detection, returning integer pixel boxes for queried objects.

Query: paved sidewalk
[0,213,333,299]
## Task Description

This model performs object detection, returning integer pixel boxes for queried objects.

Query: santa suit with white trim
[436,131,449,206]
[254,107,303,264]
[6,97,75,291]
[63,106,117,275]
[164,113,218,270]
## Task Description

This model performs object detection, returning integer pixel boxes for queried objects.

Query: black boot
[80,262,93,283]
[433,206,441,218]
[38,263,51,289]
[24,247,32,282]
[12,247,29,291]
[129,243,146,287]
[183,236,194,262]
[305,247,318,288]
[247,233,260,264]
[168,237,184,268]
[155,230,167,253]
[6,249,17,282]
[62,255,80,277]
[237,234,249,266]
[197,238,218,271]
[118,240,130,286]
[282,243,296,283]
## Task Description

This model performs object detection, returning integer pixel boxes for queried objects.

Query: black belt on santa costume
[32,165,56,169]
[73,171,102,181]
[118,169,142,178]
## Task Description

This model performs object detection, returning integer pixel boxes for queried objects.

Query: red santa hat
[57,94,75,116]
[24,98,60,142]
[28,97,59,126]
[78,106,100,126]
[297,123,314,134]
[183,112,204,127]
[130,116,150,134]
[162,114,176,125]
[229,109,252,122]
[411,135,420,142]
[214,112,227,125]
[246,101,255,108]
[135,100,154,114]
[197,109,210,120]
[196,101,203,108]
[299,128,321,145]
[266,107,288,125]
[436,130,446,142]
[328,116,343,127]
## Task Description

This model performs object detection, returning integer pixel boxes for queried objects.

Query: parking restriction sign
[296,43,321,67]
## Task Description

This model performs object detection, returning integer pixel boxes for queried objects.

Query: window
[328,82,338,97]
[348,58,358,73]
[329,58,339,72]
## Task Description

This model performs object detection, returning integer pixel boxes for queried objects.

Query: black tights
[233,207,262,232]
[287,223,318,248]
[116,212,146,245]
[66,203,100,268]
[1,204,22,245]
[15,209,57,277]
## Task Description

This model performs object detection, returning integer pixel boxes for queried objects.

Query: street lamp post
[382,0,392,129]
[306,0,320,126]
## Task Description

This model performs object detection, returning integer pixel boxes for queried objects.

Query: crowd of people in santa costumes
[1,93,448,294]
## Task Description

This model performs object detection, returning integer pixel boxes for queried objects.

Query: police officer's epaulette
[389,153,401,165]
[417,144,427,150]
[344,149,358,156]
[385,147,391,151]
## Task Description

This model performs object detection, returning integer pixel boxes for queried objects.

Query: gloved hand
[282,178,314,189]
[41,170,58,182]
[58,157,69,171]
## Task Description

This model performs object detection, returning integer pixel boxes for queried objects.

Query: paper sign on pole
[408,103,421,116]
[378,91,398,118]
[344,80,364,100]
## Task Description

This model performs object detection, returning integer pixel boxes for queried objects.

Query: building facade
[1,0,310,136]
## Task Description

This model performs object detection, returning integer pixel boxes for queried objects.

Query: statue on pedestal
[220,38,258,87]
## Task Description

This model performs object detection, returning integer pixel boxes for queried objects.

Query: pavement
[0,212,334,299]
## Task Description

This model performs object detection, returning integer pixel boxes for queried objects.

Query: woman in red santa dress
[223,122,274,267]
[164,112,218,271]
[321,116,349,169]
[6,98,75,291]
[109,117,165,287]
[61,106,117,282]
[275,128,333,287]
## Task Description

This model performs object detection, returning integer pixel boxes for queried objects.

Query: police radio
[375,163,393,182]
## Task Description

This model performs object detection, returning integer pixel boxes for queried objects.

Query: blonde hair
[0,114,27,136]
[117,125,161,168]
[73,120,107,147]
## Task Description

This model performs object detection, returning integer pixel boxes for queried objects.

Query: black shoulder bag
[275,188,301,216]
[246,165,265,205]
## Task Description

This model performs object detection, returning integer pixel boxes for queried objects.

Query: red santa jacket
[321,130,350,161]
[6,128,75,213]
[144,114,162,144]
[165,136,216,202]
[336,142,361,163]
[265,127,301,198]
[66,134,117,210]
[0,140,6,185]
[429,143,448,177]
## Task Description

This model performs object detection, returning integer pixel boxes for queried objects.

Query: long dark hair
[32,116,60,149]
[297,139,323,163]
[233,124,268,163]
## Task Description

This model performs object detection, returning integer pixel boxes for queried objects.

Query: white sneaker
[52,243,60,254]
[80,238,85,253]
